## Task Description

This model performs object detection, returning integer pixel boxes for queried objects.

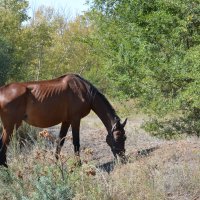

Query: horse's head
[106,118,127,163]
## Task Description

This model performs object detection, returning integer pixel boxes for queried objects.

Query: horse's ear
[121,118,127,128]
[115,117,121,128]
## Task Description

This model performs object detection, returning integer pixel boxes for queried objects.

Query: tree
[88,0,200,114]
[0,0,29,83]
[0,37,12,85]
[86,0,200,136]
[21,6,104,87]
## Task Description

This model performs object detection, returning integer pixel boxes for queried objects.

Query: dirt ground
[45,111,200,168]
[17,110,200,199]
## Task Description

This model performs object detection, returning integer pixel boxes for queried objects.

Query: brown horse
[0,74,127,167]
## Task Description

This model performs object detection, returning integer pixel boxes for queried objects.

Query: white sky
[28,0,89,18]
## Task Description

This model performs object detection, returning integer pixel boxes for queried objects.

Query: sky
[28,0,89,18]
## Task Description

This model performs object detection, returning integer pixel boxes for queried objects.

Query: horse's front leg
[71,119,81,165]
[55,122,70,160]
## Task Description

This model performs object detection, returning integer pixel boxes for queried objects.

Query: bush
[0,164,74,200]
[31,175,73,200]
[143,110,200,139]
[0,133,74,200]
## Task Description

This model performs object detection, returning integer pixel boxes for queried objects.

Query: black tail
[0,138,7,167]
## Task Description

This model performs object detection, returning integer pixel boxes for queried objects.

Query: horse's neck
[91,92,118,134]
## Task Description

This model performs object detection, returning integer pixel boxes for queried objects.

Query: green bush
[32,175,73,200]
[0,132,74,200]
[143,110,200,139]
[0,164,74,200]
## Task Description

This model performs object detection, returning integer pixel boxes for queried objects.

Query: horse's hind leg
[71,119,81,165]
[0,120,23,167]
[0,124,15,167]
[55,122,70,160]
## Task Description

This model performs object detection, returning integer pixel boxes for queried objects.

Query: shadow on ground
[97,160,115,173]
[97,146,159,173]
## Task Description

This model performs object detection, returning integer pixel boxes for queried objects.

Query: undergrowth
[143,111,200,139]
[0,123,199,200]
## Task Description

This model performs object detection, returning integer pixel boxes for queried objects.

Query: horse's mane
[74,74,119,120]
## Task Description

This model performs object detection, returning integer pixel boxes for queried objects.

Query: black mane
[74,74,119,121]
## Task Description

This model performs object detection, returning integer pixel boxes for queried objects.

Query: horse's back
[0,74,92,128]
[24,74,91,127]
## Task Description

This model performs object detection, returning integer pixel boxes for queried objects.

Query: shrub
[143,111,200,139]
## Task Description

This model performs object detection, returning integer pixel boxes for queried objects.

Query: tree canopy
[88,0,200,115]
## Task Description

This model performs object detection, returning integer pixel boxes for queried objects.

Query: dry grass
[0,112,199,200]
[71,139,200,200]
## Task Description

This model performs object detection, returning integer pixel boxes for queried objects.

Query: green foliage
[0,37,12,85]
[143,109,200,139]
[0,0,29,83]
[88,0,200,114]
[0,0,29,22]
[0,129,74,200]
[143,118,183,139]
[31,174,73,200]
[1,0,200,138]
[0,1,106,85]
[0,164,74,200]
[16,7,104,83]
[86,0,200,137]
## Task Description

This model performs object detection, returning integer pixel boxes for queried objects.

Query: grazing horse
[0,74,127,167]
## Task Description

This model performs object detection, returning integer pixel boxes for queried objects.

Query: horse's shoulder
[61,74,92,102]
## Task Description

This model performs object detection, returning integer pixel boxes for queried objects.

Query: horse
[0,74,127,167]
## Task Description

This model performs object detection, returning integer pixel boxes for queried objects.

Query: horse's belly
[25,102,67,128]
[25,115,62,128]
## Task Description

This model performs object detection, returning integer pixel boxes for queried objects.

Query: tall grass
[0,124,74,200]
